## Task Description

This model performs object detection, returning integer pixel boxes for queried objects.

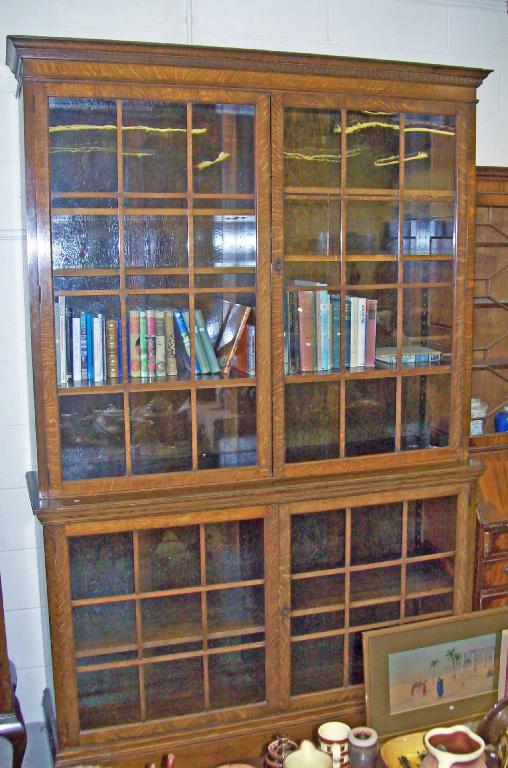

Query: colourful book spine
[349,296,359,368]
[93,314,104,383]
[164,311,178,376]
[319,290,330,371]
[345,296,351,368]
[146,309,156,377]
[365,299,378,367]
[289,292,300,373]
[357,297,367,368]
[117,318,123,380]
[298,291,315,373]
[129,310,140,378]
[72,314,81,382]
[65,305,73,383]
[330,294,341,369]
[139,310,148,378]
[232,324,256,375]
[183,310,210,374]
[195,309,220,374]
[86,313,94,381]
[58,296,67,384]
[105,318,119,380]
[155,310,166,377]
[174,309,200,374]
[54,300,61,384]
[80,312,87,380]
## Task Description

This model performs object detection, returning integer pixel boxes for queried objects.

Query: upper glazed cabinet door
[39,87,271,493]
[272,94,466,477]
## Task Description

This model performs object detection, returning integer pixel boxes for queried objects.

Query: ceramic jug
[284,740,332,768]
[424,725,485,768]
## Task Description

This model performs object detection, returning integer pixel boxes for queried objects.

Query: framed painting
[498,629,508,700]
[363,607,508,737]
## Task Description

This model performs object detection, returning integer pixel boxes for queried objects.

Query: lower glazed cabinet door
[279,486,471,704]
[45,505,278,747]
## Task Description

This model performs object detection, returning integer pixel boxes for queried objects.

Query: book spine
[330,294,341,369]
[319,290,330,371]
[357,297,367,368]
[221,309,250,376]
[349,297,359,368]
[155,310,166,377]
[57,297,67,384]
[345,296,351,368]
[129,310,140,378]
[139,310,148,378]
[146,309,156,377]
[93,315,104,383]
[289,292,300,373]
[284,292,290,375]
[184,310,209,374]
[86,313,94,381]
[245,325,256,375]
[65,305,73,383]
[195,309,220,374]
[174,309,200,374]
[164,311,178,376]
[54,301,61,384]
[105,318,119,380]
[298,291,315,372]
[117,318,123,380]
[365,299,377,367]
[314,291,321,372]
[72,314,81,382]
[80,312,87,380]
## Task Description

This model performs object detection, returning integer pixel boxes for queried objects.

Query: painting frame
[363,606,508,738]
[498,629,508,700]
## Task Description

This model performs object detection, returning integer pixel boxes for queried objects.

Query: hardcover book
[129,310,141,378]
[215,302,251,375]
[375,345,442,366]
[164,311,178,376]
[232,323,256,375]
[297,290,316,372]
[155,310,166,378]
[195,309,220,374]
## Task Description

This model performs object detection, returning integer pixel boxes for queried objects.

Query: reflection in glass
[206,519,263,584]
[285,382,340,463]
[284,198,340,257]
[406,593,453,617]
[124,215,188,269]
[130,391,192,474]
[291,510,345,573]
[138,526,201,591]
[407,497,456,557]
[145,658,204,719]
[193,104,255,195]
[346,201,399,256]
[194,213,256,269]
[78,665,140,729]
[350,565,401,602]
[122,100,187,193]
[70,533,133,600]
[406,557,454,593]
[284,107,341,189]
[59,394,126,480]
[197,387,257,469]
[49,98,117,194]
[346,111,400,189]
[291,636,343,695]
[292,611,344,636]
[351,503,402,565]
[403,260,453,284]
[73,601,136,652]
[209,648,265,708]
[347,261,397,285]
[53,276,120,292]
[403,202,454,256]
[208,586,264,634]
[141,595,203,650]
[349,602,400,627]
[404,114,455,190]
[291,574,345,611]
[51,214,119,270]
[403,287,453,354]
[345,378,396,456]
[402,375,451,450]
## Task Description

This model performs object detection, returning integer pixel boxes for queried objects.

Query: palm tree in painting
[430,659,439,687]
[446,648,461,680]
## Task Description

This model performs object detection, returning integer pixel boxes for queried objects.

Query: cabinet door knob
[281,604,290,619]
[273,259,283,274]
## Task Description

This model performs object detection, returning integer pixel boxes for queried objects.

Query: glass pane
[124,214,188,269]
[206,519,263,584]
[402,374,451,450]
[291,574,345,612]
[346,201,399,257]
[49,97,117,194]
[207,585,264,634]
[144,658,204,719]
[194,210,256,269]
[292,611,344,636]
[192,104,255,195]
[73,601,136,655]
[122,100,187,193]
[350,565,401,602]
[59,394,125,480]
[285,382,340,463]
[348,631,364,686]
[406,557,454,593]
[407,497,456,557]
[51,214,119,270]
[69,532,133,600]
[291,636,343,695]
[403,260,453,284]
[284,197,341,259]
[347,260,397,285]
[403,202,454,256]
[404,114,455,191]
[403,287,453,356]
[141,595,202,652]
[350,503,402,565]
[209,648,265,708]
[284,107,341,189]
[346,111,400,189]
[405,593,453,617]
[53,275,120,292]
[78,666,140,729]
[291,510,345,573]
[345,378,396,456]
[197,387,256,469]
[130,391,192,474]
[349,602,400,627]
[77,650,138,667]
[138,526,201,591]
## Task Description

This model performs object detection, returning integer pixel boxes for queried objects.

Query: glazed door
[36,84,271,495]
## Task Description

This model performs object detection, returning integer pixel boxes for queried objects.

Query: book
[139,310,148,378]
[164,311,178,376]
[117,318,123,380]
[72,314,81,382]
[215,302,251,375]
[357,297,367,368]
[54,300,61,384]
[232,323,256,375]
[349,296,359,368]
[155,310,166,377]
[105,318,119,380]
[65,305,73,383]
[129,310,141,378]
[365,299,378,367]
[57,296,67,384]
[174,309,201,374]
[375,345,442,367]
[318,290,330,371]
[297,291,315,372]
[195,309,220,374]
[85,313,94,381]
[183,309,210,374]
[146,309,156,377]
[330,294,341,369]
[93,314,104,383]
[345,296,351,368]
[80,312,88,380]
[206,298,233,347]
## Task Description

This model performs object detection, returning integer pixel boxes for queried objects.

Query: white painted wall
[0,0,506,724]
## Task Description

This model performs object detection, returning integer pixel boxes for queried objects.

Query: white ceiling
[396,0,506,9]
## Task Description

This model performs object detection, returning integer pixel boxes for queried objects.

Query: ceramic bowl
[380,731,428,768]
[477,698,508,746]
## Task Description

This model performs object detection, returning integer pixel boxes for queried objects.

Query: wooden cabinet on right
[474,451,508,609]
[471,167,508,452]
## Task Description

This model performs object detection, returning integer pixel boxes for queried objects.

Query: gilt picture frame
[498,629,508,700]
[363,607,508,738]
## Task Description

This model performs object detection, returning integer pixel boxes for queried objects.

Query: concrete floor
[0,722,53,767]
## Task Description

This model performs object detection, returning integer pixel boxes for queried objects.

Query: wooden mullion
[395,119,405,451]
[200,523,210,710]
[400,500,408,619]
[279,505,291,707]
[186,102,199,470]
[339,108,347,459]
[133,531,146,720]
[343,507,351,688]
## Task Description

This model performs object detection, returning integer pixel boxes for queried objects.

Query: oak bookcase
[7,36,488,768]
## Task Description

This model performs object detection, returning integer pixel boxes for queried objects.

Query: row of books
[284,291,378,373]
[54,297,256,384]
